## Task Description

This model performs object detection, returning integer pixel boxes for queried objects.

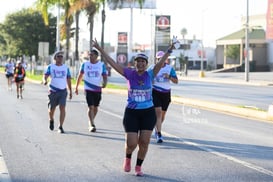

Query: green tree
[0,8,56,58]
[225,45,240,60]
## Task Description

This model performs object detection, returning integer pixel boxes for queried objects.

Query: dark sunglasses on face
[89,53,97,57]
[56,55,63,58]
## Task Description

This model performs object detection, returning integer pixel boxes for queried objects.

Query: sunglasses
[56,55,63,58]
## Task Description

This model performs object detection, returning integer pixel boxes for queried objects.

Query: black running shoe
[58,126,64,134]
[156,135,163,143]
[89,124,96,132]
[49,120,54,130]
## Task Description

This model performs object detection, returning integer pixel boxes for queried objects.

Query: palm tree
[107,0,144,9]
[36,0,145,63]
[37,0,103,62]
[36,0,74,59]
[101,0,106,50]
[180,28,187,40]
[63,0,73,60]
[85,1,100,49]
[69,0,98,61]
[74,10,80,62]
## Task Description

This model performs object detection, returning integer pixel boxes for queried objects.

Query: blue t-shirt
[123,68,154,109]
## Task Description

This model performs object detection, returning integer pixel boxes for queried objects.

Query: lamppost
[245,0,249,82]
[199,9,207,78]
[199,40,205,77]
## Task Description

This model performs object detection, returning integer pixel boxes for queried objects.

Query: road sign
[38,42,49,57]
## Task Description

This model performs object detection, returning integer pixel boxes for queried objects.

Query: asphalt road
[108,70,273,111]
[0,74,273,182]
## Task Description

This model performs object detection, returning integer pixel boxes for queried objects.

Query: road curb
[172,96,272,122]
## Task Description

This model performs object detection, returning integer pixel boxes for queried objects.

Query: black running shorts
[85,90,102,107]
[123,107,156,133]
[152,89,171,111]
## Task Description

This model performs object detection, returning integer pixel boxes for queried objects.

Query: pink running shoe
[123,158,131,172]
[135,165,144,176]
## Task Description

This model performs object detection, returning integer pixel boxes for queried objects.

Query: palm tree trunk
[89,15,94,50]
[101,1,105,50]
[75,11,80,62]
[65,17,70,62]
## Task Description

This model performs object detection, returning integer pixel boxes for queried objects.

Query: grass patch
[238,105,266,112]
[25,71,126,89]
[26,72,43,81]
[106,83,127,89]
[1,67,126,89]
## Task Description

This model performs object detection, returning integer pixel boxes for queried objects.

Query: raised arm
[153,43,175,76]
[92,39,124,76]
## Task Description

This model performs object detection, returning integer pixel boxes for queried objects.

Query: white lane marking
[100,108,123,119]
[165,133,273,178]
[0,149,12,182]
[100,108,273,177]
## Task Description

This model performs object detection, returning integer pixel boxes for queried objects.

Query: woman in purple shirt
[93,39,174,176]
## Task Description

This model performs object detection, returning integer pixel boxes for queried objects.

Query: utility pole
[245,0,249,82]
[129,6,133,54]
[199,9,207,78]
[56,3,60,51]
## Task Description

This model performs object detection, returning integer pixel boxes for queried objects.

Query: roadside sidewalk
[175,70,273,122]
[178,70,273,86]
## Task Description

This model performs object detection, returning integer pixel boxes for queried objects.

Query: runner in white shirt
[5,58,14,91]
[151,51,178,143]
[75,49,107,132]
[43,51,72,134]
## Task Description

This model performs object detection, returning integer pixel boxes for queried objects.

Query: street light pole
[245,0,249,82]
[129,6,133,54]
[200,40,204,76]
[199,9,207,78]
[56,3,60,51]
